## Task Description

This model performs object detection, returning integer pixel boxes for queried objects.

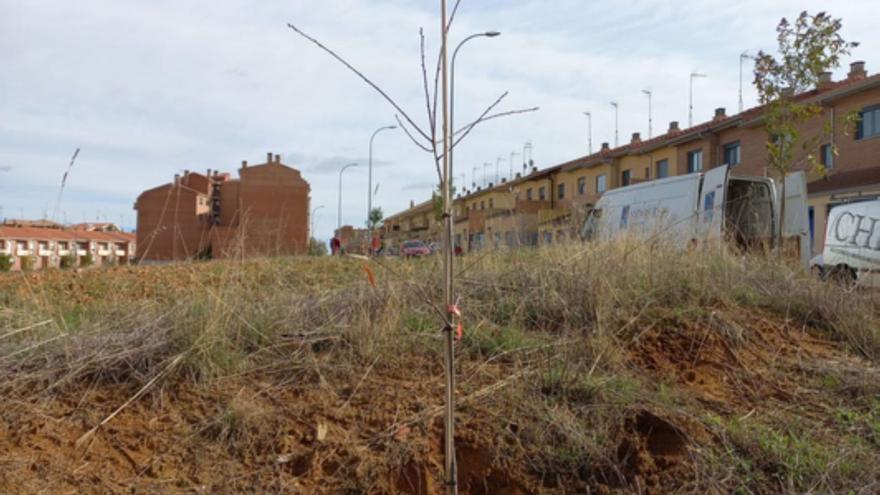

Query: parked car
[401,240,431,257]
[810,199,880,287]
[581,165,810,268]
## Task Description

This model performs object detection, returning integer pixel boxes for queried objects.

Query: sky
[2,0,877,242]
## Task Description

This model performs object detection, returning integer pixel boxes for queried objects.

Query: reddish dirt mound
[616,411,690,495]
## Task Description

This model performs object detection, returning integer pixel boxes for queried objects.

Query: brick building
[0,226,135,271]
[134,152,311,261]
[385,60,880,255]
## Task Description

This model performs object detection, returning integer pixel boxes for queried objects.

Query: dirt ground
[2,311,875,494]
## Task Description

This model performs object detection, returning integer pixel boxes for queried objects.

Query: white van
[581,165,810,267]
[811,200,880,287]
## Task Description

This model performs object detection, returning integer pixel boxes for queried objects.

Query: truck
[581,165,811,267]
[810,200,880,287]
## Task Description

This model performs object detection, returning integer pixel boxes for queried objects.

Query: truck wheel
[828,264,856,287]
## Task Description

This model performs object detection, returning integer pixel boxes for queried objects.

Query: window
[723,141,741,166]
[577,177,586,195]
[538,186,546,200]
[59,241,68,250]
[480,201,484,210]
[526,188,533,200]
[820,143,834,169]
[557,182,565,200]
[655,159,669,178]
[0,240,5,250]
[488,198,494,209]
[687,149,703,173]
[644,167,650,179]
[596,174,607,194]
[38,241,49,250]
[621,170,631,186]
[857,105,880,140]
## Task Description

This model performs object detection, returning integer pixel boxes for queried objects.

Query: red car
[401,240,431,257]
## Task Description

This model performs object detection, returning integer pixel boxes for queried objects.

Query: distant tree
[20,255,35,272]
[753,11,857,244]
[432,181,456,222]
[60,253,77,269]
[80,253,93,268]
[308,237,328,256]
[368,207,384,230]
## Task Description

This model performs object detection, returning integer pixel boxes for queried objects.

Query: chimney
[631,132,641,145]
[601,142,610,152]
[531,166,538,173]
[515,172,521,179]
[409,200,414,208]
[173,173,180,185]
[714,107,726,121]
[668,121,680,133]
[266,152,272,163]
[477,186,482,191]
[183,169,189,176]
[488,182,494,188]
[274,154,281,163]
[848,61,866,79]
[241,160,248,168]
[817,71,834,90]
[207,168,211,177]
[501,177,507,183]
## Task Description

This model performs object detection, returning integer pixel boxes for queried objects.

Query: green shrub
[20,255,35,272]
[60,254,77,270]
[0,253,12,272]
[80,254,93,268]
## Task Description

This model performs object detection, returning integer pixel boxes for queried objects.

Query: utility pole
[642,89,653,138]
[689,72,707,127]
[582,111,592,154]
[610,102,619,147]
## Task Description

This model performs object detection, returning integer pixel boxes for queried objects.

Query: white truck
[581,165,811,267]
[811,200,880,287]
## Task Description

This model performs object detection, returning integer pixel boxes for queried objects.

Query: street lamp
[450,30,501,190]
[310,205,325,240]
[689,72,707,127]
[509,151,519,180]
[610,101,619,147]
[368,125,396,237]
[337,162,358,229]
[739,52,755,113]
[642,89,653,138]
[582,112,592,154]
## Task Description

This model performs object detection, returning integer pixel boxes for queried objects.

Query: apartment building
[0,226,135,271]
[134,152,311,261]
[383,60,880,255]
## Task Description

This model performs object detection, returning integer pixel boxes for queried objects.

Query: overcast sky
[2,0,877,241]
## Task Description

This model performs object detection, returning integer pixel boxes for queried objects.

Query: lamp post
[368,125,396,243]
[337,162,358,229]
[642,89,652,138]
[739,52,754,113]
[509,151,519,180]
[610,101,619,147]
[450,31,500,193]
[310,205,324,241]
[689,72,707,127]
[582,111,592,154]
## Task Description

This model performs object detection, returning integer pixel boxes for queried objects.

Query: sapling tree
[753,11,856,245]
[287,3,537,491]
[368,207,384,230]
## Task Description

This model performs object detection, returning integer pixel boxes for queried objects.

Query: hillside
[1,243,879,494]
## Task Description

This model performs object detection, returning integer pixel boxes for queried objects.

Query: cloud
[2,0,876,241]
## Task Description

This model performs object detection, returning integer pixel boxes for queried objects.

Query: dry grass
[0,240,879,493]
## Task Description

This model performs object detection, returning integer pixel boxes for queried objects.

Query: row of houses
[0,225,136,271]
[383,61,880,255]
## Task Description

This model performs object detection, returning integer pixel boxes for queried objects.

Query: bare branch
[394,114,433,153]
[452,91,508,136]
[452,107,540,150]
[419,29,436,137]
[286,23,431,143]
